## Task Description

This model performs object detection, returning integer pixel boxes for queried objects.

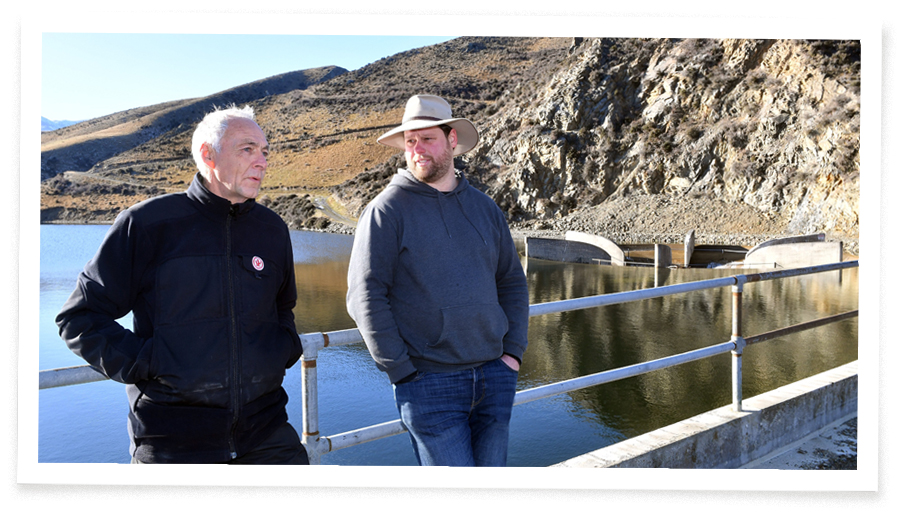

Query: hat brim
[377,118,479,156]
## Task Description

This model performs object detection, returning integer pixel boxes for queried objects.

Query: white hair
[191,104,257,175]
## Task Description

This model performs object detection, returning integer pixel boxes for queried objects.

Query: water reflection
[521,259,858,440]
[293,258,355,334]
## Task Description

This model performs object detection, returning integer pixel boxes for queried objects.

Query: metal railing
[39,260,859,465]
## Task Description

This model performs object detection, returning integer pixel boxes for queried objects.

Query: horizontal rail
[309,305,860,453]
[40,260,858,389]
[513,341,737,405]
[744,309,859,346]
[323,419,407,453]
[39,365,107,389]
[529,260,857,318]
[529,274,739,317]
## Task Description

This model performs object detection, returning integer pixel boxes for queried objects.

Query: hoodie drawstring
[436,194,454,239]
[451,192,488,246]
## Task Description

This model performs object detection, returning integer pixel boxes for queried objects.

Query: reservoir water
[38,224,859,466]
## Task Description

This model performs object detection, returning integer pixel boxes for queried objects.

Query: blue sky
[41,33,456,122]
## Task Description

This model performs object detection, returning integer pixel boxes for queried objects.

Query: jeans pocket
[499,357,519,373]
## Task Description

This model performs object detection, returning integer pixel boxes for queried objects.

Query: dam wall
[555,361,858,469]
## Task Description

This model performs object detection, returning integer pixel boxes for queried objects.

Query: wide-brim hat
[377,95,479,156]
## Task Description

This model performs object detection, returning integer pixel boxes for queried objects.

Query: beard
[406,140,455,185]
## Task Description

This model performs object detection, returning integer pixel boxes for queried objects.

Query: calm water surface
[38,224,859,466]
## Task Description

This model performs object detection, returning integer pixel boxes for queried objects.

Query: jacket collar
[187,172,256,218]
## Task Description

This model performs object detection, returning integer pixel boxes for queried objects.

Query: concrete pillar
[655,244,672,268]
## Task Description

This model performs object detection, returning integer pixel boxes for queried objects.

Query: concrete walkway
[740,414,858,470]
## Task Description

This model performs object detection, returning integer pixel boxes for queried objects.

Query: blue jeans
[393,357,519,466]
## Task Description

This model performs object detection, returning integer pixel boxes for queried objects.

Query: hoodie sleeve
[55,211,155,384]
[494,210,530,363]
[346,203,417,383]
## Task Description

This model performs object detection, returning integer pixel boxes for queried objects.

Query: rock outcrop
[466,38,859,246]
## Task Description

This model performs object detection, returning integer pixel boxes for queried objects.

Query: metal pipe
[513,341,737,406]
[299,332,323,464]
[318,328,363,348]
[325,419,408,452]
[38,365,107,389]
[528,275,741,317]
[738,260,857,285]
[745,310,859,346]
[731,283,745,412]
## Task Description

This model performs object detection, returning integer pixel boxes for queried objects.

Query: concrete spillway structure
[683,229,747,268]
[564,231,626,265]
[684,231,843,270]
[525,231,671,268]
[720,233,843,269]
[525,236,616,265]
[526,230,842,270]
[742,233,843,269]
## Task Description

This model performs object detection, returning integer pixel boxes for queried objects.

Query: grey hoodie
[346,169,529,384]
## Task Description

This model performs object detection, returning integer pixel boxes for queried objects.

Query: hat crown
[402,95,454,124]
[377,94,478,156]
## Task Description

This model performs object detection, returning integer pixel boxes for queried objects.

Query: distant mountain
[41,117,80,132]
[40,65,348,180]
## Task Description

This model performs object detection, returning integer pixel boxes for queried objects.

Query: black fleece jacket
[56,174,302,463]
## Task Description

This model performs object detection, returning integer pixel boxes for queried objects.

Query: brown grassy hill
[40,65,347,179]
[41,36,573,227]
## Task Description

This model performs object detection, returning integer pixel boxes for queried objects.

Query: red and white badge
[252,256,265,271]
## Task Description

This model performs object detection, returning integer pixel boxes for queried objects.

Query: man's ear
[448,128,458,149]
[201,143,215,167]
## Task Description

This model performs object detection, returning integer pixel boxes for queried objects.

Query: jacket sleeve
[495,211,530,363]
[55,211,155,384]
[346,204,417,384]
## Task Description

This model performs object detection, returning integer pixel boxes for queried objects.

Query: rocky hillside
[40,37,860,254]
[480,38,860,252]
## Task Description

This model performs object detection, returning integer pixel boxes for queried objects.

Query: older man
[347,95,529,466]
[57,105,308,464]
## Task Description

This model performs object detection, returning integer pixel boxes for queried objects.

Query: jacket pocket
[237,320,294,404]
[156,256,225,325]
[237,254,283,321]
[144,319,231,406]
[425,303,508,366]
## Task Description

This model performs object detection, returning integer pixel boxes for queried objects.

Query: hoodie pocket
[425,303,508,366]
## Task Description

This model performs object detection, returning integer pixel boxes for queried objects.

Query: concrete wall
[554,361,858,469]
[684,230,695,268]
[526,237,612,264]
[655,244,672,268]
[743,241,843,269]
[565,231,626,265]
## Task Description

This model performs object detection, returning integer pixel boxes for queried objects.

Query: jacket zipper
[226,207,240,460]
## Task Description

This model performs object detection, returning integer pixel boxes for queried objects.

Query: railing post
[299,333,325,465]
[731,282,746,412]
